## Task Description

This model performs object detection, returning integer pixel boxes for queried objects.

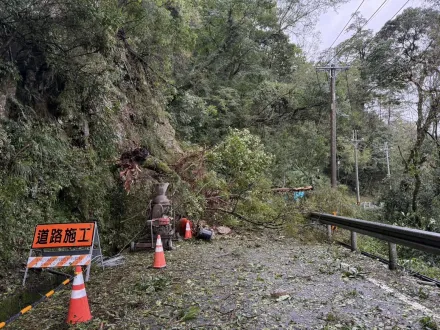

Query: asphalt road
[7,233,440,329]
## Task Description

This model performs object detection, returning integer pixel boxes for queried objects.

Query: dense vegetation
[0,0,439,274]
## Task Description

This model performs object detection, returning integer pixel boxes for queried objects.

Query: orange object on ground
[153,235,166,268]
[331,212,338,233]
[67,266,92,324]
[179,218,192,237]
[184,221,192,240]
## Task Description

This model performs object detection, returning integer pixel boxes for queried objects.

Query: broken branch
[206,208,282,229]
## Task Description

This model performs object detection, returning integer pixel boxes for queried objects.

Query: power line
[332,0,419,70]
[326,0,390,65]
[324,0,414,112]
[328,0,366,50]
[360,0,411,53]
[389,0,411,21]
[334,2,433,129]
[345,0,413,84]
[367,0,390,23]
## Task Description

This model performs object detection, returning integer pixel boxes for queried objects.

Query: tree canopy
[1,0,440,272]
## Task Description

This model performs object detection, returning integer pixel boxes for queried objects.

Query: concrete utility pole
[384,142,391,178]
[384,142,391,189]
[352,130,362,205]
[316,64,350,189]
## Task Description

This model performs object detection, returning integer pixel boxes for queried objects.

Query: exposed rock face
[0,81,15,119]
[154,115,183,157]
[108,49,183,162]
[0,39,184,268]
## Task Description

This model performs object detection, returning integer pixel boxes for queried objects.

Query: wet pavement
[6,233,440,329]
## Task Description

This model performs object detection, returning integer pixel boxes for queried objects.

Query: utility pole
[352,130,361,205]
[316,64,349,189]
[384,142,391,189]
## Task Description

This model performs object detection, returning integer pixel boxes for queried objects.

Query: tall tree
[168,0,346,145]
[367,7,440,222]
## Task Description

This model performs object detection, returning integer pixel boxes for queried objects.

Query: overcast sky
[296,0,429,122]
[301,0,426,59]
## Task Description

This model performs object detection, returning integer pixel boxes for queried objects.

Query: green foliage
[366,7,440,221]
[0,0,198,267]
[207,129,273,193]
[197,129,280,227]
[266,121,327,187]
[134,275,171,293]
[172,178,208,220]
[300,185,359,217]
[420,316,438,330]
[167,0,333,145]
[4,0,433,278]
[233,178,278,224]
[179,305,200,321]
[400,257,440,280]
[368,7,440,89]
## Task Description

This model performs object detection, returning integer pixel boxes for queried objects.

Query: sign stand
[86,223,104,282]
[23,222,103,285]
[22,249,33,286]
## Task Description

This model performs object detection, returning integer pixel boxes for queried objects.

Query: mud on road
[7,233,440,329]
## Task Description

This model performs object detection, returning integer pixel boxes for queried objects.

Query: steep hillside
[0,1,187,267]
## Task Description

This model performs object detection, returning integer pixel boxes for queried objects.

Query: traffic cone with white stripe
[153,235,166,268]
[66,266,92,324]
[184,221,192,240]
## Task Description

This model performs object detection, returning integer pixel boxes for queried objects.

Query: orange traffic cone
[331,212,338,233]
[153,235,166,268]
[67,266,92,324]
[184,221,192,240]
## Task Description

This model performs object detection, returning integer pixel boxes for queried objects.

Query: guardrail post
[388,242,398,270]
[327,225,332,240]
[350,231,357,251]
[310,212,440,257]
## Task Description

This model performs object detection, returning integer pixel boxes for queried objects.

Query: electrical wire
[355,0,412,64]
[328,0,366,50]
[367,0,390,23]
[326,0,390,65]
[330,0,414,68]
[357,0,430,110]
[325,0,414,110]
[389,0,411,21]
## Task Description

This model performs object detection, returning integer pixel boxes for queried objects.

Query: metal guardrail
[310,212,440,270]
